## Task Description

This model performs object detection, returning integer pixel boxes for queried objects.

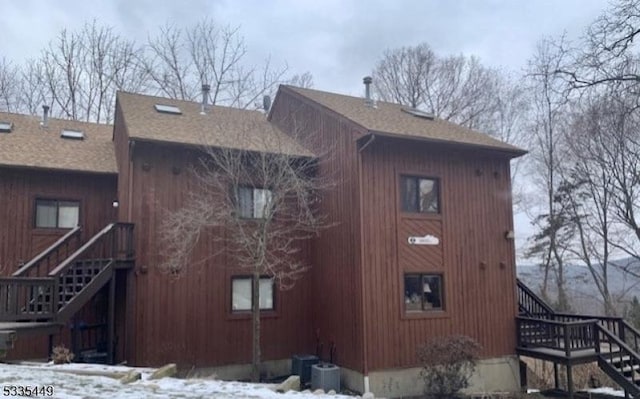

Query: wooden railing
[517,279,554,318]
[596,325,640,396]
[554,313,623,338]
[0,277,56,321]
[48,223,133,276]
[113,223,135,260]
[13,227,82,278]
[517,316,598,357]
[0,223,134,323]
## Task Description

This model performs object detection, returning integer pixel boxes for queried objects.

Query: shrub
[417,335,481,399]
[51,345,74,364]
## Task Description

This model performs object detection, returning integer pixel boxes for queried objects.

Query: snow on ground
[0,362,355,399]
[586,387,626,397]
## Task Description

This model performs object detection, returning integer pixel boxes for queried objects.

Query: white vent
[60,129,85,140]
[0,121,12,133]
[401,107,434,120]
[154,104,182,115]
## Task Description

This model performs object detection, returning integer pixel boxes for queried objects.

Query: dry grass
[522,357,614,392]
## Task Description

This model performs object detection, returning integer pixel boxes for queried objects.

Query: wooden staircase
[517,279,640,397]
[0,223,134,363]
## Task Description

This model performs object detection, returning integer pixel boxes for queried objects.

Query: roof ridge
[117,91,266,116]
[0,111,112,128]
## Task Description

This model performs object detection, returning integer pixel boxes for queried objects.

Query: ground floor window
[404,274,443,311]
[231,276,274,312]
[35,199,80,228]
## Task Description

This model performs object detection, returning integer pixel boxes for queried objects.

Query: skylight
[154,104,182,115]
[401,107,435,120]
[60,129,85,140]
[0,121,13,133]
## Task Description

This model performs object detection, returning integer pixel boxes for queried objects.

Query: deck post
[107,273,115,365]
[47,334,53,360]
[553,362,559,390]
[567,364,574,399]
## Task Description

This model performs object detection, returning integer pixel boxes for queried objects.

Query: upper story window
[237,186,273,219]
[401,176,440,213]
[35,199,80,229]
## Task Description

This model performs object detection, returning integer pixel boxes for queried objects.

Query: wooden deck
[0,321,62,336]
[517,345,620,365]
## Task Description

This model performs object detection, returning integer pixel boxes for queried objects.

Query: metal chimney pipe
[201,84,211,115]
[363,76,373,107]
[42,105,50,127]
[263,95,272,113]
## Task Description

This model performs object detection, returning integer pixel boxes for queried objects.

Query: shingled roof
[117,92,313,158]
[283,85,526,156]
[0,112,116,174]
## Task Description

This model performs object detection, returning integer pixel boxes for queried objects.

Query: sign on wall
[407,234,439,246]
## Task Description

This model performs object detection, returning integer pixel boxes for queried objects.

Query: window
[0,121,12,133]
[404,274,443,311]
[231,277,274,312]
[35,199,80,228]
[60,129,85,140]
[401,107,435,120]
[237,186,273,219]
[154,104,182,114]
[401,176,439,213]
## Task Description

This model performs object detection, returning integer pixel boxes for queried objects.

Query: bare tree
[556,0,640,93]
[34,21,147,123]
[145,19,292,109]
[287,71,314,89]
[16,59,49,116]
[159,119,330,382]
[525,37,573,311]
[372,44,507,130]
[0,58,20,112]
[373,44,436,109]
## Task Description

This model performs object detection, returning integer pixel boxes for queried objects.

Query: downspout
[358,134,376,154]
[357,133,375,392]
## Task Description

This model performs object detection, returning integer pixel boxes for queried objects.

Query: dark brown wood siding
[0,167,117,358]
[122,141,314,367]
[360,137,518,371]
[270,89,366,372]
[0,168,117,273]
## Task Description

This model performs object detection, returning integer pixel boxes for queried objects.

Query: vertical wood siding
[270,90,366,372]
[0,167,117,359]
[360,138,518,371]
[0,168,117,273]
[120,141,314,368]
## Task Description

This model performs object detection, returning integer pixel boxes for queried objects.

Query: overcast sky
[4,0,607,95]
[1,0,612,258]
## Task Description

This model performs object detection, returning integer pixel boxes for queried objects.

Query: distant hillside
[517,258,640,315]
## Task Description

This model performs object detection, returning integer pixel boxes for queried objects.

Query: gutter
[358,133,376,153]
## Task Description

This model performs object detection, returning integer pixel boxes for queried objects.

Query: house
[0,81,527,397]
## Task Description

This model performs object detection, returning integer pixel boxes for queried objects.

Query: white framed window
[35,199,80,229]
[237,186,273,219]
[231,276,274,312]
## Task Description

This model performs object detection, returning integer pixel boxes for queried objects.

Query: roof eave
[366,130,528,159]
[0,163,118,176]
[130,137,317,159]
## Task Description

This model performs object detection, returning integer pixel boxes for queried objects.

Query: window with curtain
[231,276,274,312]
[401,176,440,213]
[236,186,273,219]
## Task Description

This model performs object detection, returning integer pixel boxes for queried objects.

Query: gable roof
[0,112,116,174]
[282,85,526,156]
[117,92,313,158]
